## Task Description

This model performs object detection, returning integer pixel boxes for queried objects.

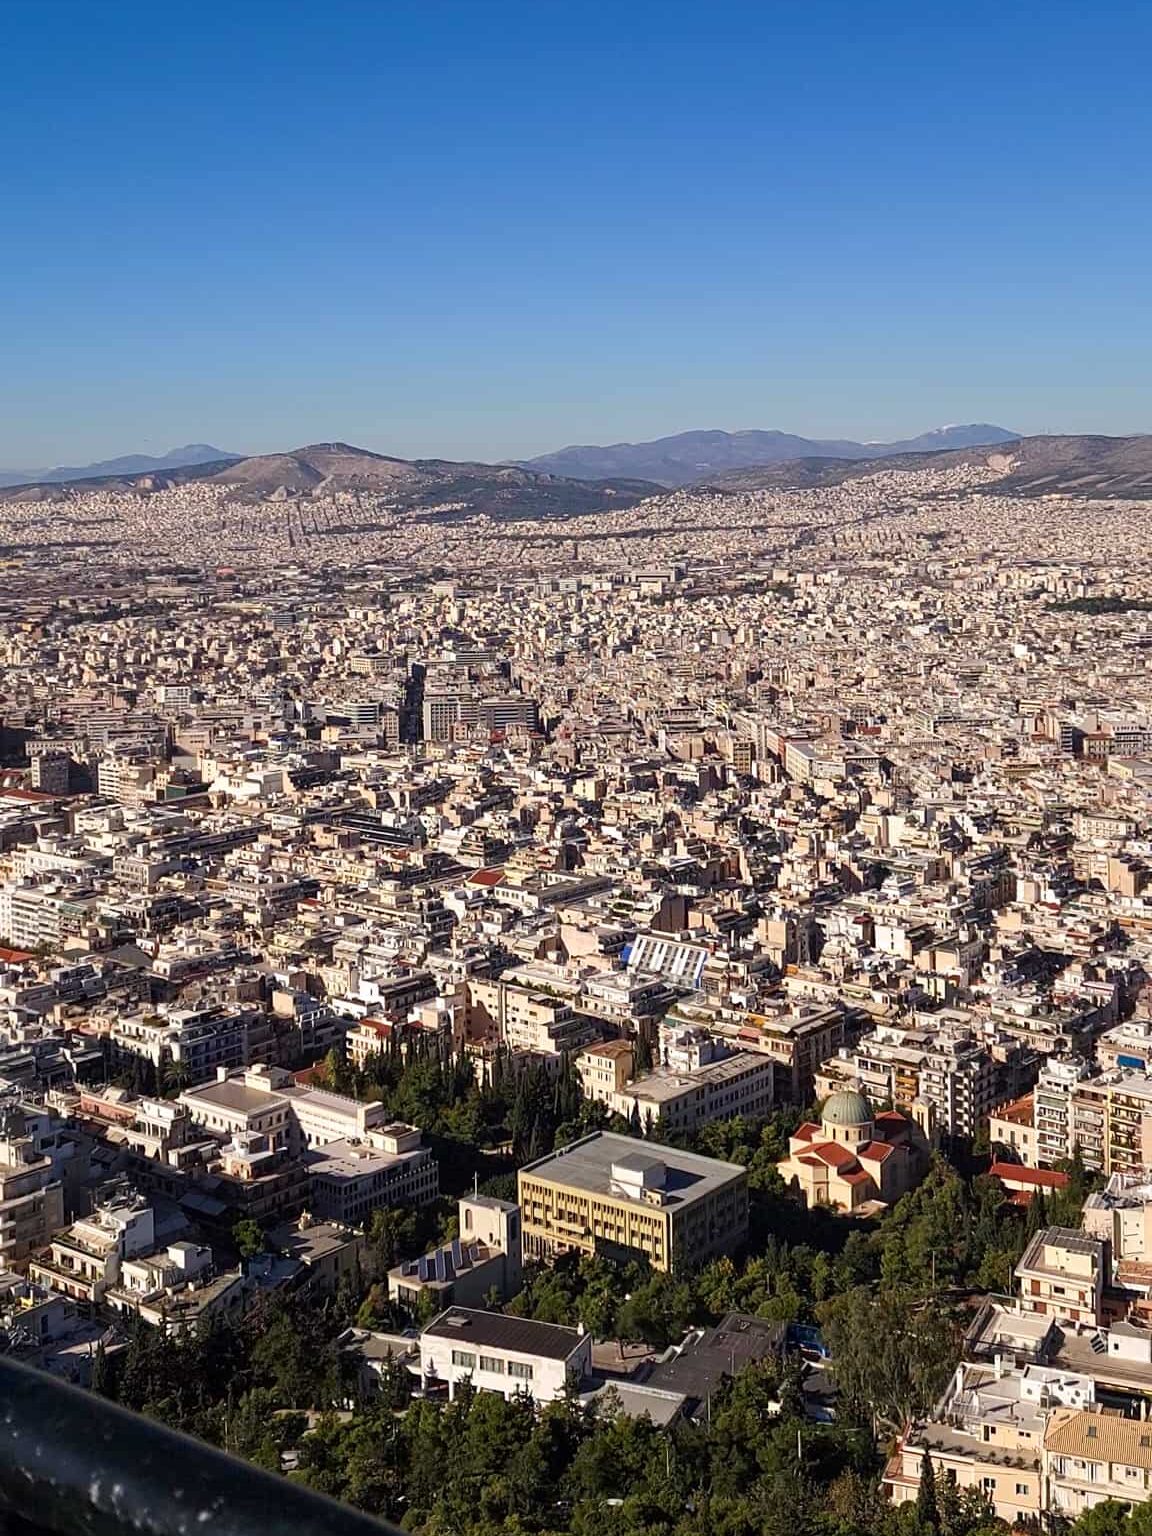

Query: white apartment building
[306,1124,439,1225]
[181,1064,389,1152]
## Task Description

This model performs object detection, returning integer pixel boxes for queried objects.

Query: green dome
[822,1089,873,1127]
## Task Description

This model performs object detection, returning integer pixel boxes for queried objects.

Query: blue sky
[3,0,1151,466]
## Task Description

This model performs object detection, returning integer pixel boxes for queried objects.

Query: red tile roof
[988,1161,1069,1190]
[466,868,507,887]
[992,1094,1035,1126]
[808,1141,860,1169]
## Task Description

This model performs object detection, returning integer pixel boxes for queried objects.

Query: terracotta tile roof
[858,1140,895,1163]
[989,1161,1069,1190]
[466,867,506,887]
[1045,1408,1152,1467]
[992,1094,1035,1126]
[808,1141,859,1169]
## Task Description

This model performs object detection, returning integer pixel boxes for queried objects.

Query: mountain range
[5,431,1152,513]
[519,424,1021,486]
[0,442,658,519]
[707,433,1152,499]
[0,444,238,490]
[0,425,1018,494]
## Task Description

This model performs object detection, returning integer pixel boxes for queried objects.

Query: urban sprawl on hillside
[1,458,1152,1533]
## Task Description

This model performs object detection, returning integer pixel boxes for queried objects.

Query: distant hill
[0,444,238,490]
[706,434,1152,499]
[0,441,660,519]
[520,424,1020,486]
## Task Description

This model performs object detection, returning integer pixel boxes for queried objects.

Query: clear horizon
[0,420,1035,475]
[4,0,1152,466]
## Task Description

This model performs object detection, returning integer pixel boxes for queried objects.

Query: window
[451,1350,476,1369]
[1016,1484,1028,1496]
[507,1361,534,1381]
[981,1479,996,1493]
[478,1355,505,1374]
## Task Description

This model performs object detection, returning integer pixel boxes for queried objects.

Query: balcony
[0,1354,400,1536]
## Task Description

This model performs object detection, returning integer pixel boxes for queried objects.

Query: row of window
[449,1348,533,1380]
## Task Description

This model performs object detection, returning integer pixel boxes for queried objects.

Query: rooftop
[422,1307,586,1362]
[180,1080,283,1115]
[519,1131,745,1206]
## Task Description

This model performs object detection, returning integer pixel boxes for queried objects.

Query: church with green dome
[776,1087,931,1213]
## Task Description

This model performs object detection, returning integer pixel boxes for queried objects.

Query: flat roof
[581,1381,687,1425]
[306,1140,417,1179]
[519,1131,745,1207]
[423,1307,585,1362]
[1018,1227,1104,1270]
[281,1085,377,1115]
[629,1052,772,1105]
[181,1080,283,1115]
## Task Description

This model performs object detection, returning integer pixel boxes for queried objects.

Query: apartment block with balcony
[0,1115,65,1269]
[1015,1228,1107,1327]
[1045,1409,1152,1518]
[884,1359,1092,1525]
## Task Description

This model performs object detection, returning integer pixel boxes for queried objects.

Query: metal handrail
[0,1355,400,1536]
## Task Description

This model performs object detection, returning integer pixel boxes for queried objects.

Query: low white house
[419,1307,590,1402]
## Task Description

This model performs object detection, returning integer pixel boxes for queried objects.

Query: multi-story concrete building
[885,1360,1090,1526]
[518,1131,747,1275]
[0,1110,65,1268]
[180,1065,389,1153]
[1045,1408,1152,1519]
[1015,1227,1107,1327]
[918,1030,1002,1139]
[575,1037,775,1134]
[305,1124,439,1226]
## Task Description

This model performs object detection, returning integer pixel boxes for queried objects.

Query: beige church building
[777,1089,930,1213]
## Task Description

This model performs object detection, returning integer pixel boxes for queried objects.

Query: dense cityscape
[0,447,1149,1534]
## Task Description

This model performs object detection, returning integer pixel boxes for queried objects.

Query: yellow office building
[518,1131,747,1275]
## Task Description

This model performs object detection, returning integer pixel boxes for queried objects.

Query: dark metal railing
[0,1355,400,1536]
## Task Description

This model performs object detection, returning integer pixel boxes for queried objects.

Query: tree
[917,1449,939,1533]
[819,1287,959,1433]
[89,1339,110,1397]
[1071,1502,1135,1536]
[233,1218,266,1262]
[162,1058,192,1097]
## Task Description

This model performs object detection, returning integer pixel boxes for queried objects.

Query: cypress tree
[917,1449,938,1532]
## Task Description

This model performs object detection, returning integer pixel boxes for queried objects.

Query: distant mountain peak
[0,443,239,490]
[520,424,1021,487]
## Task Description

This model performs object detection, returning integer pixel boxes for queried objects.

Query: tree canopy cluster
[88,1040,1106,1535]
